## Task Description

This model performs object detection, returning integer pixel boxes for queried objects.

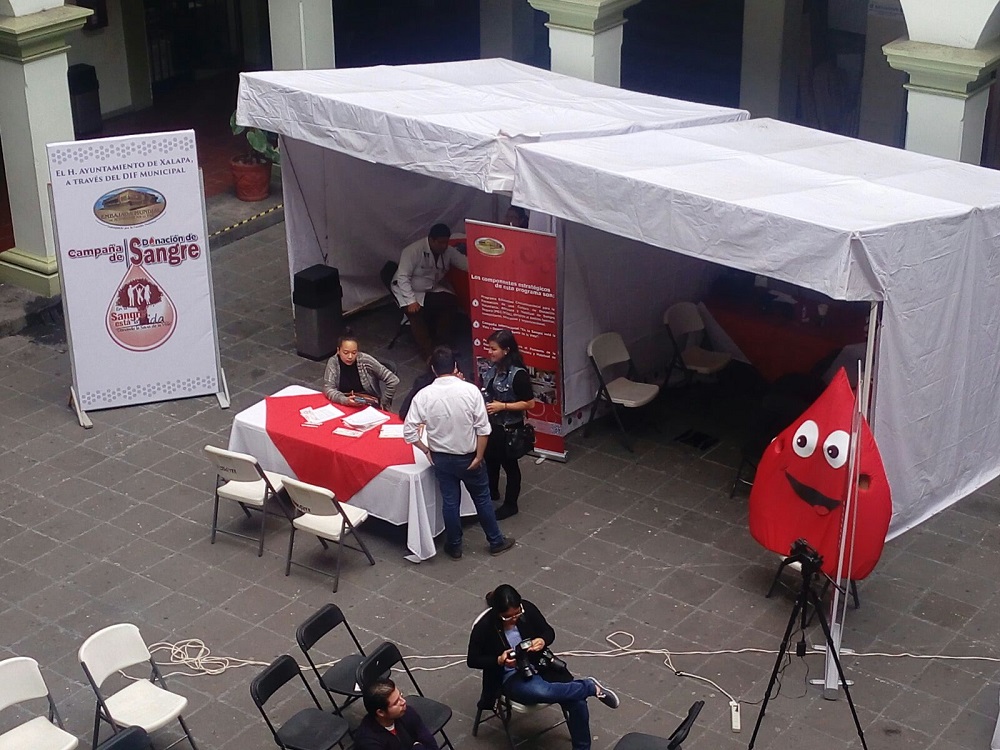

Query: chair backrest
[95,726,153,750]
[204,445,264,484]
[283,477,340,517]
[0,656,49,712]
[357,641,413,694]
[587,332,631,369]
[79,623,152,688]
[380,261,400,305]
[297,603,356,652]
[250,654,304,709]
[665,302,705,340]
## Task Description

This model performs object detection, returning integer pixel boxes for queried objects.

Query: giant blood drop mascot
[749,369,892,580]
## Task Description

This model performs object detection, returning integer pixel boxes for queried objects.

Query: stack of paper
[300,404,344,425]
[379,424,405,439]
[342,406,391,433]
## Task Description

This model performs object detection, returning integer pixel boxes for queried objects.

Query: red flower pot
[231,155,272,201]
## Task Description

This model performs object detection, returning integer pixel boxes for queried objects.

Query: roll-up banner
[47,130,227,426]
[465,220,565,459]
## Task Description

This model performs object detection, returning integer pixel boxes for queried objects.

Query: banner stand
[47,131,228,425]
[199,168,230,410]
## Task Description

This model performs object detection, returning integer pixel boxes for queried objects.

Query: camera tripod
[748,541,868,750]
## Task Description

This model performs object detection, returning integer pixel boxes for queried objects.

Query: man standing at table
[403,346,516,560]
[391,223,467,359]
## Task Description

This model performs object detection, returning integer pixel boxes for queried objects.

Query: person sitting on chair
[354,678,439,750]
[467,583,620,750]
[323,332,399,409]
[391,223,468,358]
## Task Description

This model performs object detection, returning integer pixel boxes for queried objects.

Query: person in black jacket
[354,678,438,750]
[467,584,620,750]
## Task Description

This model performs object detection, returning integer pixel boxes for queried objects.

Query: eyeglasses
[500,605,524,623]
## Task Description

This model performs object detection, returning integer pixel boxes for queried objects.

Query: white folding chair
[282,477,375,593]
[203,445,291,556]
[585,332,660,451]
[0,656,78,750]
[79,623,197,749]
[469,610,568,749]
[664,302,731,384]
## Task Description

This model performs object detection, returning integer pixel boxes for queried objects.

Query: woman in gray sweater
[323,333,399,409]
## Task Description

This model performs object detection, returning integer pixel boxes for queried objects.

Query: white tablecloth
[227,386,473,561]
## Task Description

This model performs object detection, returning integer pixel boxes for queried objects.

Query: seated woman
[467,584,619,750]
[323,333,399,409]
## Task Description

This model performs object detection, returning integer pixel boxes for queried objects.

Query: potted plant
[230,112,280,201]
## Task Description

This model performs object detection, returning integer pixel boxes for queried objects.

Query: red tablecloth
[706,297,868,382]
[264,393,415,501]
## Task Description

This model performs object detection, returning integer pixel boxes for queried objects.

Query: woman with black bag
[482,329,535,519]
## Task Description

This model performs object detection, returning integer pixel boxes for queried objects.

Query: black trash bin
[293,264,343,360]
[68,63,102,137]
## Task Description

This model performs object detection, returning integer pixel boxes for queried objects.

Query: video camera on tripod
[786,538,823,573]
[511,638,567,680]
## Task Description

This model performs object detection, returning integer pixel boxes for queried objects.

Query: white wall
[66,0,132,115]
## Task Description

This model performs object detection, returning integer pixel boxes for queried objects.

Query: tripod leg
[748,597,803,749]
[807,589,869,750]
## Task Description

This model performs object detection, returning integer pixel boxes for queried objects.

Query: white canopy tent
[512,118,1000,537]
[235,58,747,312]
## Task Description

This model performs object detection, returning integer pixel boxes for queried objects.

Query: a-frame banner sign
[47,130,228,427]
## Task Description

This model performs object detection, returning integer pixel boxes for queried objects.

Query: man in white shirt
[391,223,468,358]
[404,346,516,560]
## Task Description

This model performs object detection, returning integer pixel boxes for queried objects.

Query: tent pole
[813,301,880,697]
[860,301,879,419]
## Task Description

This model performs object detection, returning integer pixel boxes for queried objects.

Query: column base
[0,247,61,297]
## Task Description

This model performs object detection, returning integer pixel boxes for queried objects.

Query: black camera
[512,639,566,680]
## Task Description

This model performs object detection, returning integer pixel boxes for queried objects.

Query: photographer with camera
[467,584,620,750]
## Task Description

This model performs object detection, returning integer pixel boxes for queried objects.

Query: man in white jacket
[391,223,467,358]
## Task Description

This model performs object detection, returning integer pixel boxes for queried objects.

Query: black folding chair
[250,655,349,750]
[296,603,368,714]
[380,261,409,349]
[356,642,454,750]
[614,700,704,750]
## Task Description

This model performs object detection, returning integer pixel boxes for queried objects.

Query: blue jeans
[430,451,504,551]
[503,674,593,750]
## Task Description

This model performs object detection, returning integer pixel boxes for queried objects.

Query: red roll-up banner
[465,220,565,459]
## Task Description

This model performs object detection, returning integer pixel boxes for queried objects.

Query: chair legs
[286,527,376,593]
[473,696,567,749]
[584,397,635,452]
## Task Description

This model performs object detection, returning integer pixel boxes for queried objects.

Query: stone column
[0,3,92,297]
[267,0,335,71]
[527,0,642,86]
[884,38,1000,162]
[480,0,537,64]
[739,0,802,119]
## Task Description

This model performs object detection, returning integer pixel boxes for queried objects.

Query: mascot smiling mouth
[785,471,841,515]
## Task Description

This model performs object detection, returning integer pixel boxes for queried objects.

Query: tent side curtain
[283,138,497,313]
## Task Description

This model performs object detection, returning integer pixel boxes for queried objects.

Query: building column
[480,0,537,64]
[267,0,335,71]
[527,0,642,86]
[0,4,91,297]
[884,38,1000,162]
[739,0,802,119]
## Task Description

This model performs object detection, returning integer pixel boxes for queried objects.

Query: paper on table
[379,424,405,439]
[300,403,344,425]
[333,427,364,438]
[343,406,391,431]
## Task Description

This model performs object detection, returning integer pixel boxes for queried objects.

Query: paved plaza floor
[2,220,1000,750]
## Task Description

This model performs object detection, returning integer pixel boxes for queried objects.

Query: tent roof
[513,118,1000,301]
[236,58,747,193]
